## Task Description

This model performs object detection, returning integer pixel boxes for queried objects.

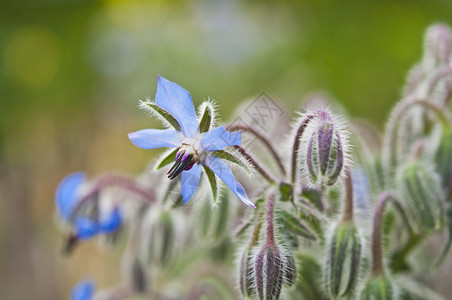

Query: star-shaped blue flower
[56,172,122,240]
[128,76,254,207]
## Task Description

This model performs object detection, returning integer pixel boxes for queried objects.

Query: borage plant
[57,23,452,300]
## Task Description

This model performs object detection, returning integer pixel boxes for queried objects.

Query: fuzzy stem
[425,66,452,97]
[227,124,286,175]
[371,191,395,276]
[249,209,265,247]
[71,173,156,219]
[265,194,276,248]
[383,97,452,174]
[341,168,354,223]
[234,145,277,184]
[290,115,314,186]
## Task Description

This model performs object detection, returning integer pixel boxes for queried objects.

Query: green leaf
[213,150,251,174]
[203,165,218,203]
[277,210,317,241]
[155,148,178,170]
[199,104,212,133]
[142,101,181,131]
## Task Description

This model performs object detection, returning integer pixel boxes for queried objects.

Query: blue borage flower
[128,76,254,207]
[56,172,122,240]
[71,279,95,300]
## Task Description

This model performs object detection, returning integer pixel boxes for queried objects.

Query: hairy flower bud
[396,160,444,232]
[196,195,230,243]
[145,211,175,266]
[423,23,452,70]
[434,126,452,191]
[300,108,350,189]
[324,221,362,299]
[283,253,297,287]
[361,275,396,300]
[239,247,255,298]
[254,244,284,300]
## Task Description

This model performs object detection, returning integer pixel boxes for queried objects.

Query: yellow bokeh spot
[3,26,61,88]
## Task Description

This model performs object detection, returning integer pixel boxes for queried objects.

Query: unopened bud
[301,109,349,188]
[147,211,175,266]
[131,259,148,293]
[361,275,396,300]
[284,253,297,287]
[434,126,452,190]
[196,195,230,243]
[423,23,452,69]
[324,221,362,299]
[396,160,444,231]
[239,247,255,298]
[254,245,284,300]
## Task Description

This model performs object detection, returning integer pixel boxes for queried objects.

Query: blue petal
[155,76,199,137]
[128,128,182,149]
[73,217,100,240]
[71,279,95,300]
[200,126,242,151]
[180,164,202,204]
[100,208,122,233]
[204,155,255,208]
[56,172,86,220]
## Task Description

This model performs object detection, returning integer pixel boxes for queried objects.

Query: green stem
[227,124,286,176]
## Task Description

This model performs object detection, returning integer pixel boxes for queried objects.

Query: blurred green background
[1,0,452,299]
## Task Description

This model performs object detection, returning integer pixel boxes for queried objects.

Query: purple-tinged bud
[301,108,350,189]
[239,247,255,298]
[324,221,362,299]
[254,244,284,300]
[423,23,452,70]
[396,160,444,232]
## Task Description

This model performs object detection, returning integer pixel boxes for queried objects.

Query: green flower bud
[254,245,284,300]
[239,247,255,298]
[434,126,452,191]
[361,275,396,300]
[197,195,230,243]
[396,160,444,232]
[284,253,297,287]
[146,211,175,266]
[324,221,362,299]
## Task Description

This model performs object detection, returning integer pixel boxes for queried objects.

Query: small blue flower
[129,76,254,207]
[55,172,122,240]
[71,279,95,300]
